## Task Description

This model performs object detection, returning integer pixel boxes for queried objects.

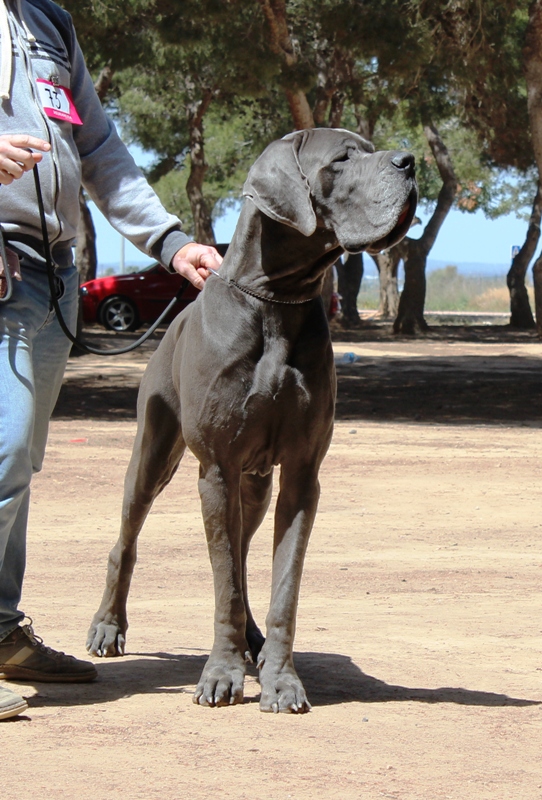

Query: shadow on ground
[16,650,540,711]
[53,324,542,426]
[335,353,542,424]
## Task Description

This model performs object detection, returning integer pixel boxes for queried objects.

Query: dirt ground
[3,321,542,800]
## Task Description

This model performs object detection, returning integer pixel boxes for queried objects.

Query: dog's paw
[193,661,245,708]
[259,662,311,714]
[86,621,125,657]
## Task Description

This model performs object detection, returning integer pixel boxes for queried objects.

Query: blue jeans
[0,257,78,640]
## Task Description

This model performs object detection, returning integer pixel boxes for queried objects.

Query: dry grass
[356,266,528,313]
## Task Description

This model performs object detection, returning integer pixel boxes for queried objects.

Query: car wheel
[100,296,140,332]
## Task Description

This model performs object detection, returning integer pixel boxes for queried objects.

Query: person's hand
[0,135,51,185]
[171,242,223,290]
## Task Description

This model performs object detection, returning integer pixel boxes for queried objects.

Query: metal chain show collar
[207,268,314,305]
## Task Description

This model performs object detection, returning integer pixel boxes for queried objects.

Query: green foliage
[59,0,536,236]
[369,109,534,219]
[147,102,291,231]
[410,0,532,169]
[59,0,158,71]
[112,34,292,226]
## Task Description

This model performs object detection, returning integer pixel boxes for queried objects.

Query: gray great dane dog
[87,128,417,713]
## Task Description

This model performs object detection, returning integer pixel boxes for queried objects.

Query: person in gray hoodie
[0,0,222,720]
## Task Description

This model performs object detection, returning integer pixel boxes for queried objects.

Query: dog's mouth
[396,201,412,227]
[364,190,417,254]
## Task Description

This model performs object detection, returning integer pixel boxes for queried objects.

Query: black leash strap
[32,164,189,356]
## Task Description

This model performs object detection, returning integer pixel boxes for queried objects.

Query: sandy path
[2,331,542,799]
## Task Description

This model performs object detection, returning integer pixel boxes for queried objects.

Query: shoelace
[21,620,71,659]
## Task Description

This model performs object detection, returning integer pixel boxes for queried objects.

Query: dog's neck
[218,202,343,304]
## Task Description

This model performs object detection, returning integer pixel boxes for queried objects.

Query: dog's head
[242,128,417,254]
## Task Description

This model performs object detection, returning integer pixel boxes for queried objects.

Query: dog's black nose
[391,152,415,177]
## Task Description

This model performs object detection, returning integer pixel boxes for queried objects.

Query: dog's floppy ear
[242,132,317,237]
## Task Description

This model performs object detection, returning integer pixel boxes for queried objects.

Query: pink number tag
[36,79,83,125]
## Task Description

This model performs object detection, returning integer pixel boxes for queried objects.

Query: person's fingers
[178,242,223,266]
[171,244,224,289]
[183,261,207,290]
[1,157,26,178]
[0,168,15,185]
[0,136,50,178]
[0,134,51,152]
[199,250,223,271]
[3,149,44,173]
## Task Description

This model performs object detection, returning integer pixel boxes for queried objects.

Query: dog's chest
[239,364,311,474]
[243,348,309,411]
[234,347,330,472]
[181,302,334,472]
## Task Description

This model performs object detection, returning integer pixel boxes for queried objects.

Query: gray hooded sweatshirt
[0,0,190,268]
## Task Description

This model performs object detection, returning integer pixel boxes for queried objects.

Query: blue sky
[90,145,532,276]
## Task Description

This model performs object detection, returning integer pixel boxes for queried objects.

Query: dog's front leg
[194,464,248,707]
[87,385,185,658]
[240,471,274,663]
[258,464,320,714]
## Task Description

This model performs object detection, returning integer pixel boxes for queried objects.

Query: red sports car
[80,246,341,332]
[80,261,200,332]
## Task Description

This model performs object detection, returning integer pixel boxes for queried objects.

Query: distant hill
[361,257,512,280]
[427,259,511,276]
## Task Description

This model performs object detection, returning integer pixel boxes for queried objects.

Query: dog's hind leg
[87,381,185,658]
[240,471,274,663]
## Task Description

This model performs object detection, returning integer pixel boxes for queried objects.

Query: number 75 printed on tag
[36,79,83,125]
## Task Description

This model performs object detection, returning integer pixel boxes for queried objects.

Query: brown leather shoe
[0,623,97,683]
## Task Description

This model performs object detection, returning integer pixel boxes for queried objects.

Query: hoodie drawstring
[0,1,12,100]
[1,0,35,102]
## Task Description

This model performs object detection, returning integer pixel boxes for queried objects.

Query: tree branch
[94,64,114,102]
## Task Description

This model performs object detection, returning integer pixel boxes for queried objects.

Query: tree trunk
[321,265,334,320]
[533,253,542,336]
[507,182,541,328]
[354,110,375,143]
[284,88,316,130]
[328,90,345,128]
[94,64,114,102]
[336,252,363,327]
[524,1,542,331]
[257,0,315,130]
[394,240,430,335]
[525,2,542,170]
[393,239,429,334]
[371,249,402,319]
[393,122,458,335]
[74,64,114,280]
[186,91,216,245]
[313,74,334,126]
[75,189,98,283]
